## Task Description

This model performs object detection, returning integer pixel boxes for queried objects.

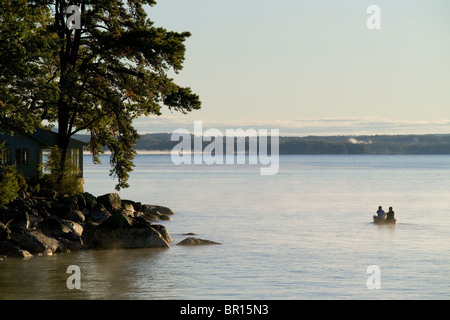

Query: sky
[136,0,450,136]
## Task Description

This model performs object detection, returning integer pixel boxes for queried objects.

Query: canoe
[373,215,397,225]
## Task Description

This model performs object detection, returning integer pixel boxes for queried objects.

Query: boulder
[10,228,61,255]
[81,221,100,247]
[141,204,159,216]
[52,204,85,223]
[7,210,30,229]
[153,205,175,216]
[176,237,221,246]
[159,214,172,221]
[144,212,160,221]
[97,193,122,213]
[58,195,79,210]
[93,227,170,249]
[34,199,51,218]
[122,203,135,218]
[133,202,142,212]
[88,204,111,223]
[142,204,175,216]
[0,221,11,241]
[38,216,73,238]
[83,192,97,210]
[62,209,85,223]
[132,216,153,229]
[97,212,134,230]
[38,217,84,241]
[134,211,144,218]
[76,193,87,211]
[151,224,172,244]
[60,219,83,238]
[58,237,84,252]
[91,213,170,249]
[0,241,33,258]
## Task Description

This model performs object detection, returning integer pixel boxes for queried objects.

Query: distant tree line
[74,133,450,155]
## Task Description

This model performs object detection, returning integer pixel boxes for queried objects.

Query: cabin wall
[1,132,42,179]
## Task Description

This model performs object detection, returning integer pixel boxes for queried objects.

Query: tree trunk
[56,98,70,189]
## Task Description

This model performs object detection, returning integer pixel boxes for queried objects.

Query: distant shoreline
[78,133,450,155]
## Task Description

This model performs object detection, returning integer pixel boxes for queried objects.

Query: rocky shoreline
[0,190,180,259]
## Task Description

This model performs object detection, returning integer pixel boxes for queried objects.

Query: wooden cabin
[0,128,87,179]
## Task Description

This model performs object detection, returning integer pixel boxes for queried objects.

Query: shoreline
[0,190,176,259]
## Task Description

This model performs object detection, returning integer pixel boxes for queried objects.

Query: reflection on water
[0,248,173,300]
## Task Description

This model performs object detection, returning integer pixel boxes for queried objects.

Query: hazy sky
[139,0,450,135]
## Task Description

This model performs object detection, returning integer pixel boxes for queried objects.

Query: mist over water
[1,155,450,299]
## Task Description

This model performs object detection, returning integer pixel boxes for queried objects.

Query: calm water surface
[1,155,450,299]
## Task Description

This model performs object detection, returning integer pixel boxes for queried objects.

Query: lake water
[1,154,450,299]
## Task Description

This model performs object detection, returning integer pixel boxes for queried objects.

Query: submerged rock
[177,237,221,246]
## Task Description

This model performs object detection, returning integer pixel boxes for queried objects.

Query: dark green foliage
[41,147,83,196]
[0,0,201,190]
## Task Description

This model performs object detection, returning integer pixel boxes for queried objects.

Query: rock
[49,200,84,222]
[58,195,79,211]
[176,237,221,246]
[81,221,100,247]
[58,237,83,252]
[141,204,159,216]
[134,211,144,218]
[134,202,142,212]
[60,219,83,238]
[151,224,172,244]
[61,209,85,223]
[1,189,176,254]
[142,204,175,216]
[88,204,111,223]
[38,188,58,199]
[144,212,160,221]
[83,192,97,210]
[7,210,30,229]
[132,216,153,228]
[141,204,175,221]
[34,199,51,218]
[154,205,175,216]
[97,212,134,230]
[93,227,170,249]
[76,193,87,211]
[123,203,135,213]
[0,221,11,241]
[91,212,171,249]
[0,241,33,258]
[10,228,61,254]
[39,217,84,243]
[121,199,137,210]
[97,193,122,213]
[122,203,135,218]
[38,216,73,238]
[159,214,172,221]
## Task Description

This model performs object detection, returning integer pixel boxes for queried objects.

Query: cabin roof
[0,127,88,148]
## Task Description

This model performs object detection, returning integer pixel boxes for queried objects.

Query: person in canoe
[376,206,386,219]
[386,207,395,221]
